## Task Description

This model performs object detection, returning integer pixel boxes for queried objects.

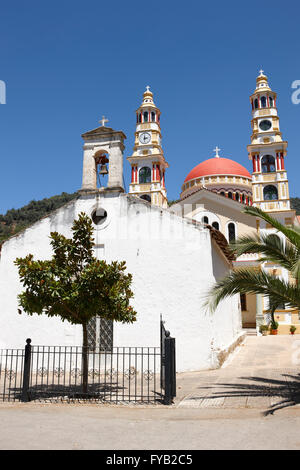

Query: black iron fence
[0,320,176,404]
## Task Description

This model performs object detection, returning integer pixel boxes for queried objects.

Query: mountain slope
[0,192,78,242]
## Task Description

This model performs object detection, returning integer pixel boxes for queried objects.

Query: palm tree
[206,206,300,323]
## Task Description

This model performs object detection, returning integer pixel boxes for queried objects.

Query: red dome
[184,157,251,182]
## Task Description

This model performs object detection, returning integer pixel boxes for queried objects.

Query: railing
[0,340,162,403]
[0,348,25,402]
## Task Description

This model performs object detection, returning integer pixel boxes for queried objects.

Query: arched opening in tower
[94,151,109,188]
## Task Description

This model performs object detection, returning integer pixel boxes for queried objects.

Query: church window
[261,155,275,173]
[240,294,247,311]
[139,166,151,183]
[91,208,107,225]
[140,194,151,202]
[254,98,259,109]
[228,192,233,199]
[220,191,225,197]
[263,185,278,200]
[261,96,267,108]
[143,111,148,122]
[228,223,236,242]
[269,96,273,107]
[151,112,156,122]
[87,317,113,351]
[259,120,272,131]
[138,113,142,123]
[212,221,219,230]
[202,216,209,224]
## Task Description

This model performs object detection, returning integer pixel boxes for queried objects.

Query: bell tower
[127,87,168,207]
[247,70,291,213]
[80,117,126,193]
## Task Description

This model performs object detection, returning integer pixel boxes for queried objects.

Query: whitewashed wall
[0,193,242,371]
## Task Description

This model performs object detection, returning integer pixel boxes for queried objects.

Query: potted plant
[270,321,279,335]
[259,324,269,336]
[290,325,297,335]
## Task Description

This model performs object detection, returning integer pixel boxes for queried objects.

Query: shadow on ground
[4,383,163,403]
[196,373,300,415]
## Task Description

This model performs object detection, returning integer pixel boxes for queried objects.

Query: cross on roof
[99,115,109,127]
[213,146,221,158]
[259,69,264,76]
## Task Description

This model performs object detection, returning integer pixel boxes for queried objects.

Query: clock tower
[247,70,291,215]
[127,86,168,207]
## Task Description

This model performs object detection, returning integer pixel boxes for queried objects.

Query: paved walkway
[176,334,300,414]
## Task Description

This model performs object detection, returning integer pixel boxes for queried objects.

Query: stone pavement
[175,334,300,414]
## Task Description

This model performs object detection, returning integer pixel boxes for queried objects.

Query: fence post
[21,338,32,402]
[170,337,176,400]
[164,336,176,405]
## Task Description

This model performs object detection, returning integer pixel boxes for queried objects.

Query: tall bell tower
[247,70,291,214]
[127,87,168,208]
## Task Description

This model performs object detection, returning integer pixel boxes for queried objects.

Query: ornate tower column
[247,71,298,333]
[127,87,169,208]
[247,70,290,212]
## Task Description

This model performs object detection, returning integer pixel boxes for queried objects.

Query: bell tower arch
[80,117,126,193]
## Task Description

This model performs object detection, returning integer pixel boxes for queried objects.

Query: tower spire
[127,88,169,208]
[248,71,290,213]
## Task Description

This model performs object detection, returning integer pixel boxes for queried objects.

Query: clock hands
[140,133,150,143]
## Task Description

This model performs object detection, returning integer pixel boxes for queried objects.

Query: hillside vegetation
[0,192,78,242]
[291,197,300,216]
[0,193,299,243]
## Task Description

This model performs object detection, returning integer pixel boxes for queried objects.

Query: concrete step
[243,328,257,336]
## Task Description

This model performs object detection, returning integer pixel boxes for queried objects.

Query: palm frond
[244,206,300,250]
[230,233,298,271]
[205,268,300,313]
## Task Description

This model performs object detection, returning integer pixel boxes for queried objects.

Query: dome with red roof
[184,157,251,182]
[181,156,252,203]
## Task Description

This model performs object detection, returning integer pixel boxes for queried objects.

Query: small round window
[91,208,107,225]
[259,120,272,131]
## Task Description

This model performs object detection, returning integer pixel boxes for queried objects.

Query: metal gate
[160,316,176,405]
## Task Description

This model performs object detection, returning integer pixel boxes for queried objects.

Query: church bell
[99,163,108,175]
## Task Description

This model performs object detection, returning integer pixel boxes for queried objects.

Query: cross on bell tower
[99,116,109,127]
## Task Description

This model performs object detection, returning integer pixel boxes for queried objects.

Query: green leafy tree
[206,206,300,323]
[15,212,137,393]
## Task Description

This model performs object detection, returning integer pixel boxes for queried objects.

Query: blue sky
[1,0,300,213]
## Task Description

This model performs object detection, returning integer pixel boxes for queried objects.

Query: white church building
[0,86,249,372]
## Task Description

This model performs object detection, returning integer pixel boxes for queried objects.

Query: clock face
[139,132,151,144]
[259,120,272,131]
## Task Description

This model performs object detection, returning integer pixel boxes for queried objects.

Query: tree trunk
[82,323,89,394]
[271,309,275,324]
